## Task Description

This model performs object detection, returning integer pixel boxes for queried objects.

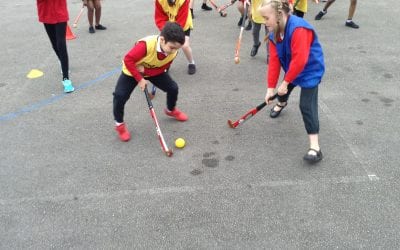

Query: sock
[346,19,352,23]
[115,122,123,126]
[189,60,195,65]
[322,10,327,13]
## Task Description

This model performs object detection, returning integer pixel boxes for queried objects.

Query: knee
[168,83,179,95]
[113,92,130,103]
[299,102,312,114]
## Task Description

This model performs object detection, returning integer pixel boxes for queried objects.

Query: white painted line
[0,175,379,206]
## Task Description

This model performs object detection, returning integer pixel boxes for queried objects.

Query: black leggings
[113,72,179,123]
[44,22,69,80]
[277,84,319,134]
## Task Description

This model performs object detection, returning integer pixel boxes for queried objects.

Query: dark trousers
[113,72,179,123]
[44,22,69,80]
[293,9,305,18]
[277,84,319,134]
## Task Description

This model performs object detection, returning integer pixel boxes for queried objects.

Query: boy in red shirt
[112,22,188,142]
[36,0,74,93]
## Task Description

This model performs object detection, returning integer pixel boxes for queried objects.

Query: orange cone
[66,24,76,40]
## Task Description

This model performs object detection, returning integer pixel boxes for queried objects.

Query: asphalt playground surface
[1,0,400,249]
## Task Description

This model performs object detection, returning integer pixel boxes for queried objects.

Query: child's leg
[182,31,196,74]
[250,22,261,56]
[43,23,60,59]
[113,73,138,123]
[237,0,245,26]
[94,0,102,26]
[323,0,335,12]
[348,0,357,20]
[252,22,261,46]
[270,83,296,117]
[299,86,320,150]
[276,83,296,105]
[54,22,69,80]
[87,0,95,27]
[148,73,178,111]
[182,36,193,63]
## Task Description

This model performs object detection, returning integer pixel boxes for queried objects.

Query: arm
[284,28,314,83]
[267,41,281,89]
[265,41,281,103]
[124,41,147,83]
[276,28,313,95]
[155,0,169,30]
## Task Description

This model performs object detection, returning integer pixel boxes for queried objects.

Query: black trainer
[250,42,261,57]
[345,20,359,29]
[188,64,196,75]
[95,24,107,30]
[315,11,326,20]
[201,3,212,11]
[89,26,95,33]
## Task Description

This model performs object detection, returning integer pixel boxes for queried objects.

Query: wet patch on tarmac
[361,98,370,103]
[356,120,363,125]
[383,73,393,79]
[225,155,235,161]
[202,152,219,168]
[190,169,203,176]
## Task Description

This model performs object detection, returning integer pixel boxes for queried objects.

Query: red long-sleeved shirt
[36,0,69,24]
[267,27,314,88]
[124,40,173,82]
[155,0,190,30]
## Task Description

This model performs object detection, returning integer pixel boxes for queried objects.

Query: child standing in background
[36,0,74,93]
[82,0,107,34]
[155,0,197,75]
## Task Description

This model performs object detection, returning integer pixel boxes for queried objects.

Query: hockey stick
[144,85,173,157]
[208,0,228,17]
[234,0,250,64]
[227,94,277,128]
[218,0,237,12]
[72,5,85,28]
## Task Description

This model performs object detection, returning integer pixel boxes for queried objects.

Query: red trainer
[115,123,131,141]
[164,107,188,122]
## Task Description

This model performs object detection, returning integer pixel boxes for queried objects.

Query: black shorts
[184,29,191,37]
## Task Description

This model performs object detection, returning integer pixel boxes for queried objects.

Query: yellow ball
[175,138,185,148]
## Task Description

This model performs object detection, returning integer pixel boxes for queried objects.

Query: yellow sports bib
[122,35,177,77]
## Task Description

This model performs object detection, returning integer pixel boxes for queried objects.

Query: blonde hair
[260,0,291,42]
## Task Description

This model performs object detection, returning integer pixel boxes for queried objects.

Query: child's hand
[277,80,289,96]
[82,0,88,6]
[265,88,275,104]
[138,78,148,91]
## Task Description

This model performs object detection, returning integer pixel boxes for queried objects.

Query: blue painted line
[0,67,120,122]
